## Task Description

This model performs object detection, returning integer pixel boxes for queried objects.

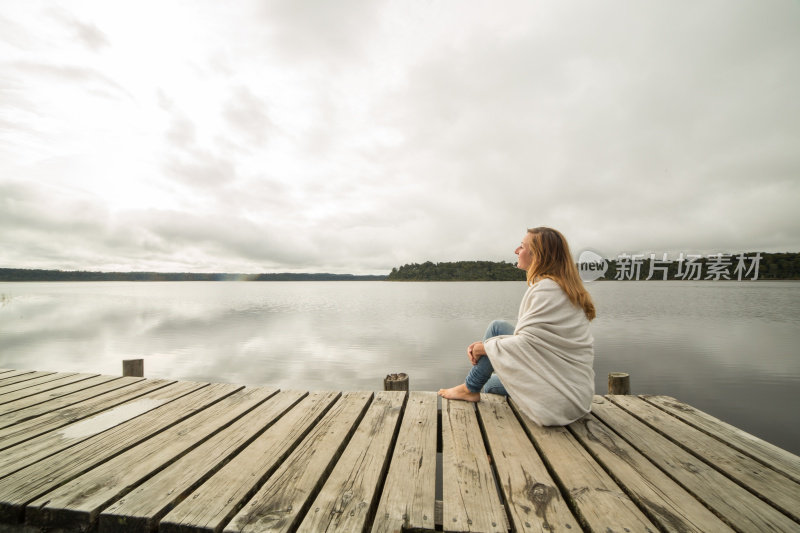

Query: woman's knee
[484,319,515,340]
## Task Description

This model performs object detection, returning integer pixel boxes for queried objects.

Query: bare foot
[438,383,480,402]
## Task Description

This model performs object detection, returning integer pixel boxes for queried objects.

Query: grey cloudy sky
[1,1,798,275]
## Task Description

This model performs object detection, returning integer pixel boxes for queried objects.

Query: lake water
[1,280,799,455]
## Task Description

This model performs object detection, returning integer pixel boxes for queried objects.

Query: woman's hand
[467,341,486,365]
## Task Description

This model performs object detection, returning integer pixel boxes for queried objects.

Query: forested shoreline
[0,269,386,282]
[388,261,526,281]
[1,251,798,282]
[388,252,800,281]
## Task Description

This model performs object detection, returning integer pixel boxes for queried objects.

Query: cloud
[7,60,129,99]
[164,149,237,188]
[156,90,200,151]
[223,86,274,147]
[257,0,382,64]
[0,179,311,272]
[0,1,798,274]
[360,1,800,260]
[116,209,308,267]
[0,180,107,235]
[165,115,197,149]
[0,14,37,50]
[47,8,110,51]
[0,180,113,269]
[157,89,240,191]
[0,58,131,157]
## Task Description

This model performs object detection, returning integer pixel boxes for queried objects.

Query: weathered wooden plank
[220,391,372,533]
[511,399,658,533]
[0,370,34,381]
[441,398,505,533]
[0,380,198,476]
[0,378,168,449]
[98,390,311,533]
[372,391,438,533]
[592,396,799,532]
[609,394,800,521]
[25,386,279,530]
[0,372,85,400]
[0,382,238,525]
[644,394,800,484]
[569,403,735,532]
[0,375,141,426]
[158,390,343,533]
[0,367,793,533]
[0,371,56,388]
[477,394,580,533]
[299,391,405,532]
[0,374,113,414]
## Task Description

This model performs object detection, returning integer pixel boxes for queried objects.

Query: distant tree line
[387,261,526,281]
[386,252,800,281]
[2,252,798,283]
[0,269,386,282]
[249,273,386,281]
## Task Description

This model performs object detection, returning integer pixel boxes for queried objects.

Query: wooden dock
[0,368,798,532]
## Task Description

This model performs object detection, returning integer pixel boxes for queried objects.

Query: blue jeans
[465,320,514,395]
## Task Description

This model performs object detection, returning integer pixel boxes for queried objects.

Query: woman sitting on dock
[439,226,596,426]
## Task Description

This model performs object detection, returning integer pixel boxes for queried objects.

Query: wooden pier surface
[0,368,798,532]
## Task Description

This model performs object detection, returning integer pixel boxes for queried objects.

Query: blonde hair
[524,227,596,321]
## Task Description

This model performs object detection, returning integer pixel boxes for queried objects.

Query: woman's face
[515,235,534,271]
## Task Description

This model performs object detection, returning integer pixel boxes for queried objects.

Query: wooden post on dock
[383,373,409,391]
[608,372,630,394]
[123,359,144,377]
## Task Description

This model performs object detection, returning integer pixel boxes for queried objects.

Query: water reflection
[58,398,164,439]
[1,280,798,454]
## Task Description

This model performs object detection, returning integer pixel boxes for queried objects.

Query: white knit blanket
[484,278,594,426]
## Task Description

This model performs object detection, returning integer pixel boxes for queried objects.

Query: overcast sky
[1,1,798,275]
